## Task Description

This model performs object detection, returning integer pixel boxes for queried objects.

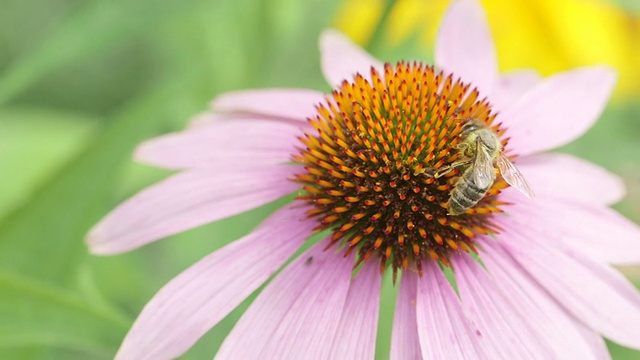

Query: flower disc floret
[293,61,508,277]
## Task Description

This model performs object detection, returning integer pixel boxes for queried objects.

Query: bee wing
[471,138,495,189]
[496,153,535,199]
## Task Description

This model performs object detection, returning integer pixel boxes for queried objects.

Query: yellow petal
[334,0,640,100]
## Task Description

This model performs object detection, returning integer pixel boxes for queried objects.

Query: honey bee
[435,119,535,215]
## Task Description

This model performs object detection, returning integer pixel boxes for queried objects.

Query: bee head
[458,117,482,137]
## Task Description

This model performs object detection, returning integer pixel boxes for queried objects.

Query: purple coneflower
[88,0,640,358]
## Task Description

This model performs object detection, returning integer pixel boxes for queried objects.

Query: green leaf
[0,346,112,360]
[0,0,207,105]
[0,271,129,356]
[0,107,98,220]
[0,84,190,285]
[611,0,640,12]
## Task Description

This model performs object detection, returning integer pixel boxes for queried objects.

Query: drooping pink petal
[114,206,314,360]
[457,247,601,359]
[415,261,489,358]
[87,165,300,255]
[454,255,547,358]
[390,270,423,360]
[501,66,617,155]
[490,69,540,114]
[575,323,612,360]
[319,29,383,88]
[503,196,640,265]
[328,261,381,359]
[211,88,325,122]
[515,153,625,205]
[497,223,640,349]
[134,119,302,170]
[435,0,498,96]
[216,241,353,359]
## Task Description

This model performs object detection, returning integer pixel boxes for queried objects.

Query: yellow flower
[334,0,640,101]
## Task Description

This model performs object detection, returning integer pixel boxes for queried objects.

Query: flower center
[292,62,508,279]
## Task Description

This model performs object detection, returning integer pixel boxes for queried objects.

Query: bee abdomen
[448,174,490,215]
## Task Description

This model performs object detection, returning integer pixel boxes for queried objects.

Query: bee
[435,119,535,215]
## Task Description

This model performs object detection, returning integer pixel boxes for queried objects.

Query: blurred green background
[0,0,639,358]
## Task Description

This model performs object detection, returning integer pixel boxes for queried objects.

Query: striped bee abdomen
[448,168,492,215]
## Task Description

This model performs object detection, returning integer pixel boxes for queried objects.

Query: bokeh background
[1,0,639,358]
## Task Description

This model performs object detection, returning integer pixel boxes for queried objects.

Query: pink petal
[454,255,547,358]
[211,88,325,122]
[328,261,381,359]
[135,119,302,170]
[435,0,498,96]
[575,323,611,360]
[498,223,640,349]
[87,165,300,255]
[501,66,617,155]
[114,206,313,360]
[390,270,423,360]
[504,196,640,265]
[516,153,625,205]
[457,247,601,359]
[216,241,353,359]
[319,29,383,88]
[415,261,488,358]
[186,112,281,130]
[186,110,314,131]
[490,70,540,114]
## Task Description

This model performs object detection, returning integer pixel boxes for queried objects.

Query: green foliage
[0,0,341,358]
[0,271,128,356]
[0,108,98,219]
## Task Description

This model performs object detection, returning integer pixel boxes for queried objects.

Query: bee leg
[434,160,472,178]
[420,168,437,177]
